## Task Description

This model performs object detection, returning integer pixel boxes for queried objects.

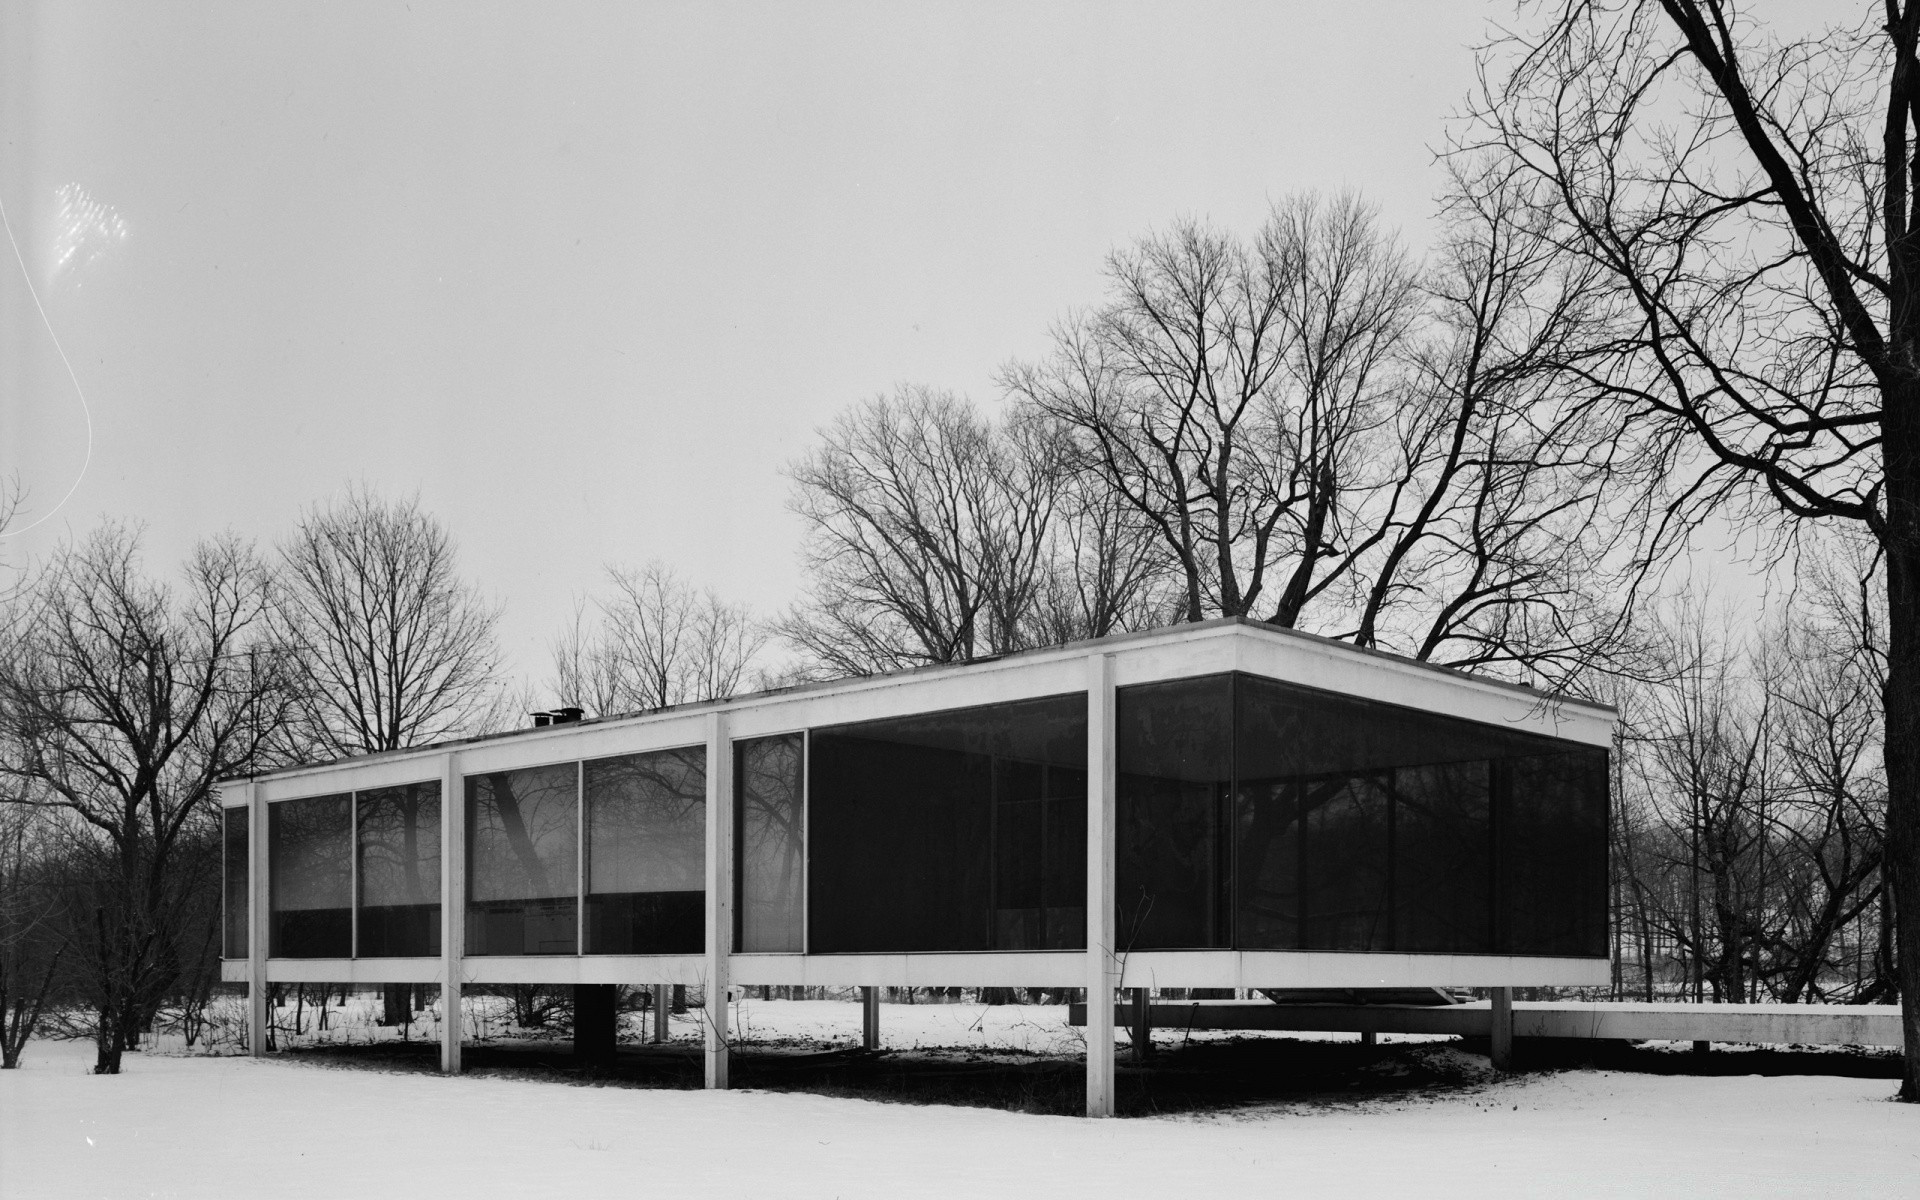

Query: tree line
[1,0,1912,1100]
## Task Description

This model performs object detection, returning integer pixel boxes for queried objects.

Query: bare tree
[781,386,1063,674]
[0,804,67,1068]
[1345,160,1641,686]
[1609,581,1888,1007]
[1007,194,1419,627]
[1469,0,1920,1096]
[548,561,763,714]
[271,486,503,756]
[1007,184,1639,689]
[0,524,286,1073]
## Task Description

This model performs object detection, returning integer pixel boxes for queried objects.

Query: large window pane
[1234,673,1608,955]
[222,806,249,959]
[1299,775,1391,950]
[357,782,441,957]
[466,764,578,955]
[1393,762,1490,953]
[808,695,1086,954]
[1502,751,1609,956]
[1117,676,1231,949]
[269,794,351,958]
[736,734,805,952]
[585,747,705,954]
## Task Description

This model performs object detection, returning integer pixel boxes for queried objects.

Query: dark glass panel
[1234,776,1300,950]
[357,782,441,957]
[585,746,705,954]
[269,794,352,958]
[466,764,578,955]
[1392,762,1490,953]
[1299,775,1391,950]
[1117,676,1232,949]
[807,694,1086,954]
[222,806,249,959]
[1234,673,1608,955]
[1502,750,1609,956]
[736,734,805,952]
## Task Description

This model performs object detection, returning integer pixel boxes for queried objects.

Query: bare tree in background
[782,387,1059,674]
[1609,575,1888,1008]
[548,561,763,714]
[0,803,68,1068]
[0,525,287,1073]
[271,487,503,756]
[1007,185,1638,688]
[1344,159,1640,686]
[1470,0,1920,1097]
[1007,194,1419,626]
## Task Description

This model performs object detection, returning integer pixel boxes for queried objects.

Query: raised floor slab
[1068,1000,1905,1049]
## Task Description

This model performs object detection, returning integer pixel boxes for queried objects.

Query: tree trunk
[1881,526,1920,1100]
[92,1010,123,1075]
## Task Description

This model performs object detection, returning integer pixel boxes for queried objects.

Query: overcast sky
[0,2,1831,687]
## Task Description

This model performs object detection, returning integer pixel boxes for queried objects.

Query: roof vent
[531,706,586,728]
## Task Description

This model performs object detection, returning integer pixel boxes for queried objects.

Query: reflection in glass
[222,806,249,959]
[466,764,578,955]
[1393,762,1490,952]
[585,747,705,954]
[735,735,804,953]
[1117,676,1231,949]
[1298,775,1390,950]
[808,695,1086,954]
[1502,751,1609,956]
[357,782,441,957]
[1232,673,1608,956]
[269,794,352,957]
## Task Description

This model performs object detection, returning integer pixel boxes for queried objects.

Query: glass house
[221,618,1612,1115]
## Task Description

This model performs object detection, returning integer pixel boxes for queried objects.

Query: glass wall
[735,734,805,952]
[1113,672,1606,956]
[467,764,578,955]
[222,806,249,959]
[585,747,705,954]
[1117,676,1232,949]
[269,793,352,957]
[1500,752,1609,956]
[808,694,1086,953]
[357,782,441,957]
[1237,673,1609,955]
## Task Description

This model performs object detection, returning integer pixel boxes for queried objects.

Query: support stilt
[440,751,464,1075]
[862,985,880,1050]
[704,712,733,1089]
[1084,653,1118,1117]
[1490,986,1514,1071]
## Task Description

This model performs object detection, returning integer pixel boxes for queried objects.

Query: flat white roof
[226,617,1616,801]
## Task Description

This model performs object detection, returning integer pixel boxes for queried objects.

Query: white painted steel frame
[214,622,1618,1098]
[222,949,1605,990]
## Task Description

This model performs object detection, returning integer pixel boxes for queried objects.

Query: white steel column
[1084,653,1118,1117]
[440,752,464,1075]
[1490,985,1514,1071]
[247,780,268,1056]
[652,983,669,1043]
[704,711,734,1089]
[861,986,880,1050]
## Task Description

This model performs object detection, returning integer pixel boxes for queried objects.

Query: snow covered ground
[2,1001,1914,1198]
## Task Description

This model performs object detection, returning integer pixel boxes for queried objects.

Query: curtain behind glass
[222,807,249,959]
[357,782,441,957]
[466,764,578,954]
[585,746,705,954]
[735,735,804,952]
[269,794,352,957]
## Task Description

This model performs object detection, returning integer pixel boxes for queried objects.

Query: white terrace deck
[1073,999,1907,1049]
